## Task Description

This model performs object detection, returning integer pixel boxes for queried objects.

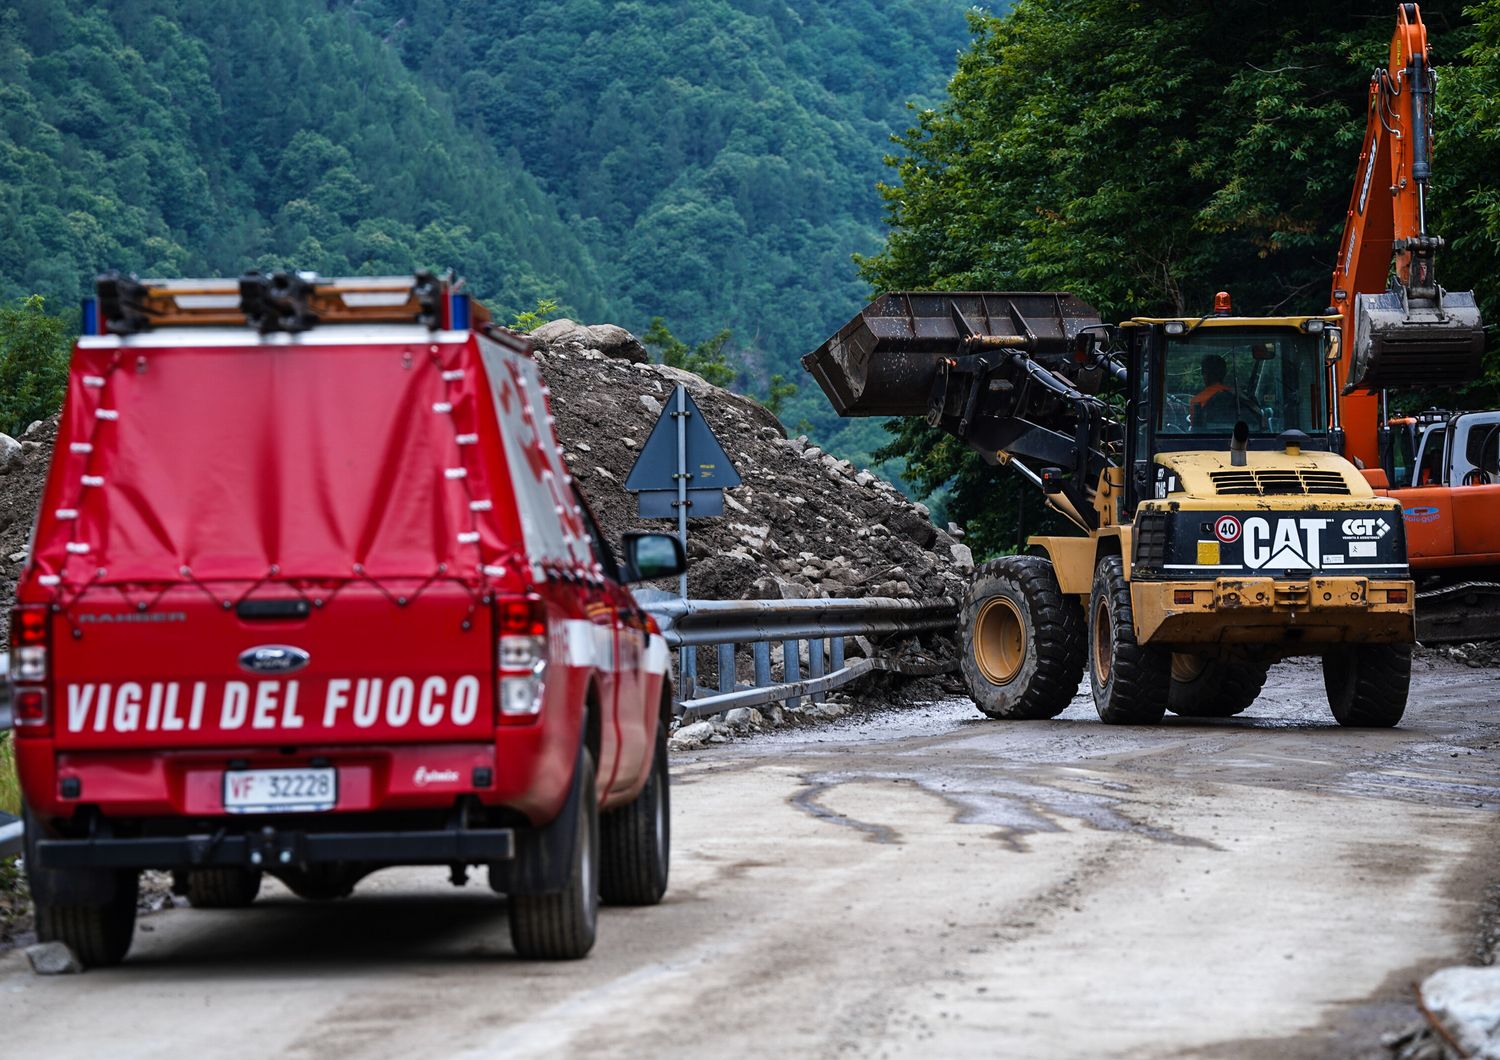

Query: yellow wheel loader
[804,292,1416,726]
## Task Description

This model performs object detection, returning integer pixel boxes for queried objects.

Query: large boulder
[530,319,648,364]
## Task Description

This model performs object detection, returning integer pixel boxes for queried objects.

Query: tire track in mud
[789,767,1219,852]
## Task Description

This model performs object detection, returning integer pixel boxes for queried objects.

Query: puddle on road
[790,767,1217,852]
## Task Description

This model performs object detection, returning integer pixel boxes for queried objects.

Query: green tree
[765,373,797,417]
[858,0,1483,557]
[510,297,560,333]
[642,317,737,388]
[0,295,69,438]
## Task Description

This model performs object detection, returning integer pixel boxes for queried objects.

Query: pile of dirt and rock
[0,418,56,643]
[529,319,973,602]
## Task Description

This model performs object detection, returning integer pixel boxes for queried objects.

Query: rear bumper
[35,827,516,875]
[16,733,573,824]
[35,825,515,871]
[1132,577,1415,647]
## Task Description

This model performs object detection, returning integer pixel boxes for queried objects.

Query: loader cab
[1122,318,1335,509]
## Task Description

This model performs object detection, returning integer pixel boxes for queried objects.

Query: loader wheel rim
[1093,596,1113,683]
[974,596,1026,686]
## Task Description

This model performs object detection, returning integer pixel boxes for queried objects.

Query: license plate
[223,768,337,814]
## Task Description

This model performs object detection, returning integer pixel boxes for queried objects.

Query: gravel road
[3,653,1498,1059]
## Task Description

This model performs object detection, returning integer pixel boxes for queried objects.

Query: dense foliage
[0,0,608,320]
[0,295,69,438]
[0,0,970,475]
[859,1,1499,555]
[329,0,970,464]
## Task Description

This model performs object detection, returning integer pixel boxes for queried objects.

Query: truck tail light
[497,596,547,724]
[10,604,51,733]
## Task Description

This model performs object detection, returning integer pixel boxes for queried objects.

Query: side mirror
[1325,327,1343,364]
[621,532,687,583]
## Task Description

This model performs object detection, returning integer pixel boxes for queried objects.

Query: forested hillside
[861,1,1500,555]
[0,0,972,476]
[0,0,609,320]
[343,0,970,450]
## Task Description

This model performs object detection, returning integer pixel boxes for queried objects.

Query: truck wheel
[185,868,262,908]
[960,555,1085,719]
[601,722,670,906]
[1089,555,1169,725]
[1167,654,1270,718]
[275,864,365,901]
[509,748,600,959]
[24,807,139,968]
[1323,643,1411,727]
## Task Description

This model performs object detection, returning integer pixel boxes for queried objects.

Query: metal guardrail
[642,596,958,719]
[0,813,20,860]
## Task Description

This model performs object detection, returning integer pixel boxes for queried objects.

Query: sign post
[674,384,689,601]
[626,383,741,697]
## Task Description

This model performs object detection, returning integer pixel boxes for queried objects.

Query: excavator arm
[1332,2,1484,467]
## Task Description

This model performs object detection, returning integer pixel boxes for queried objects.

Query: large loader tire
[1323,643,1410,728]
[1167,653,1270,718]
[960,555,1085,720]
[1088,555,1169,725]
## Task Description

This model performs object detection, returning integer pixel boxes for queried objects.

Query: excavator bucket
[1346,289,1485,391]
[802,291,1101,416]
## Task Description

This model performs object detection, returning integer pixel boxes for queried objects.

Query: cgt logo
[1242,517,1329,571]
[1341,517,1390,539]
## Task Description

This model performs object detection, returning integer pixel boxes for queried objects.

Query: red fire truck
[12,271,681,965]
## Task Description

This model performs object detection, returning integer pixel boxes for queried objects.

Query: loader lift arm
[802,291,1120,531]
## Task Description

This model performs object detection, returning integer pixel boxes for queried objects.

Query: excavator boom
[1331,3,1483,418]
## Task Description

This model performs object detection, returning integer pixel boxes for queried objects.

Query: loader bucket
[802,292,1101,416]
[1346,289,1485,391]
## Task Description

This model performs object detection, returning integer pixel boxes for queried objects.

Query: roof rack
[86,270,493,336]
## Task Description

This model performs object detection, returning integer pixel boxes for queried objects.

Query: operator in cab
[1189,354,1234,429]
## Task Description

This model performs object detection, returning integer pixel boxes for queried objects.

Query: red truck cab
[12,271,682,964]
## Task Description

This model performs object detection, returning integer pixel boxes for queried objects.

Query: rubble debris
[531,322,969,606]
[25,941,81,975]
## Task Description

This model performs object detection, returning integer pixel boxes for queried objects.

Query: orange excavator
[1331,2,1500,642]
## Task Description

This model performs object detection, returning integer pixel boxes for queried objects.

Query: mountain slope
[0,0,606,318]
[350,0,970,379]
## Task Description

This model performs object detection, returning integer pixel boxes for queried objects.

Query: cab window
[1465,424,1499,485]
[1157,328,1325,436]
[1415,426,1447,486]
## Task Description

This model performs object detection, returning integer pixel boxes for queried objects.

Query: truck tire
[24,807,139,968]
[1323,643,1410,727]
[509,748,600,960]
[1167,653,1270,718]
[960,555,1085,720]
[1088,555,1169,725]
[185,868,262,908]
[601,722,670,906]
[275,864,365,901]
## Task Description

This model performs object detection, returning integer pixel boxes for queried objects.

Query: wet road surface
[3,654,1499,1058]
